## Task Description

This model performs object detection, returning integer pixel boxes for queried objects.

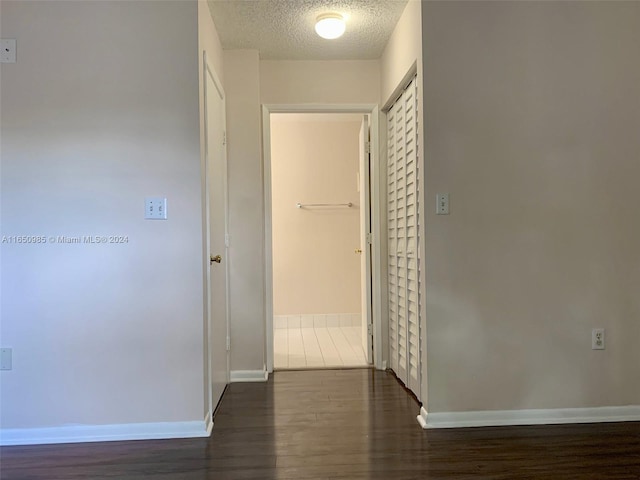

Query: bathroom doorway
[266,111,374,369]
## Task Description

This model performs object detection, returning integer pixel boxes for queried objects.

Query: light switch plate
[1,39,17,63]
[145,197,167,220]
[1,348,12,370]
[436,193,450,215]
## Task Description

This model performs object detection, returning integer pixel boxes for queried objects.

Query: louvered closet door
[387,77,421,395]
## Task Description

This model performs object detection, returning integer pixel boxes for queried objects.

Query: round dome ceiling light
[315,13,346,40]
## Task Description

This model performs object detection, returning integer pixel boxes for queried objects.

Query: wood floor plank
[2,369,639,480]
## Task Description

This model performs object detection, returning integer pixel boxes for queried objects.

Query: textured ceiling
[207,0,410,60]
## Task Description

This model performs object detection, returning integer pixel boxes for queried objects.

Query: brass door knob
[210,254,222,264]
[355,248,362,254]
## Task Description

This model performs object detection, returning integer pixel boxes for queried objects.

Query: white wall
[271,114,362,316]
[1,0,205,433]
[423,1,640,413]
[261,60,380,105]
[380,0,422,106]
[199,0,224,86]
[223,50,265,373]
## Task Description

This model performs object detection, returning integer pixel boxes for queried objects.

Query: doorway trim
[262,103,383,373]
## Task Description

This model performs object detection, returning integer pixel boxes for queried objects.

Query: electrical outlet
[592,328,605,350]
[0,39,17,63]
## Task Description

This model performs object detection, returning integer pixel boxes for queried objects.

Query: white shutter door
[395,96,409,384]
[387,77,421,394]
[387,105,399,374]
[404,79,421,394]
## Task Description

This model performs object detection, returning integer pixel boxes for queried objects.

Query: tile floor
[274,326,368,369]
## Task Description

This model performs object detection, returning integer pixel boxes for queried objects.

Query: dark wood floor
[2,368,639,479]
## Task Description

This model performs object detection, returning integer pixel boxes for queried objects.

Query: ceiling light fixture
[315,13,346,40]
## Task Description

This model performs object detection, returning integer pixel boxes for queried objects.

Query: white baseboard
[417,407,429,428]
[204,411,213,436]
[230,369,268,383]
[417,405,640,429]
[274,313,361,329]
[0,415,212,446]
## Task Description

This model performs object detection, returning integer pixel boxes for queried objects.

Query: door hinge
[226,336,230,351]
[223,131,227,146]
[365,141,371,154]
[367,324,373,336]
[366,232,373,245]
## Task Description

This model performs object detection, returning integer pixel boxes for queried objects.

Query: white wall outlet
[592,328,605,350]
[145,197,167,220]
[1,39,17,63]
[1,348,12,370]
[436,193,450,215]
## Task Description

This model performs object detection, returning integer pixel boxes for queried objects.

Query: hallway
[2,369,639,479]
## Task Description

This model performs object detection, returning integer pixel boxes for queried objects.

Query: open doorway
[263,104,385,372]
[269,113,370,369]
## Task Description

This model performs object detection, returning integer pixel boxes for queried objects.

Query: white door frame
[203,52,230,419]
[262,104,384,372]
[359,116,373,363]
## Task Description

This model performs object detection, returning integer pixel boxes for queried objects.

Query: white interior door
[359,116,373,364]
[205,61,228,412]
[387,77,421,394]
